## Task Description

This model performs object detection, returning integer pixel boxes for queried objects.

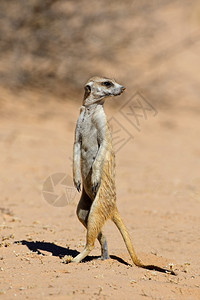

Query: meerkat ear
[84,85,91,100]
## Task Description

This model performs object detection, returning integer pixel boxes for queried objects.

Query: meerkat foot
[64,255,74,263]
[99,253,110,260]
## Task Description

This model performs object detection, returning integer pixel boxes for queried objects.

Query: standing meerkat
[66,76,175,275]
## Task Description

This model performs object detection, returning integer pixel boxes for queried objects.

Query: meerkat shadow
[15,240,79,258]
[14,240,129,265]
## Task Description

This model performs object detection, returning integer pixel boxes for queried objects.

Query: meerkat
[66,76,175,275]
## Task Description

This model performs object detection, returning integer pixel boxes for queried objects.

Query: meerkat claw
[74,180,81,192]
[77,182,81,192]
[92,182,99,194]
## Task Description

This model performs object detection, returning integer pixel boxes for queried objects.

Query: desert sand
[0,87,200,299]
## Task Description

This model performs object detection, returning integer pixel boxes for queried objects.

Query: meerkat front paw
[91,173,100,195]
[92,181,99,195]
[74,179,81,192]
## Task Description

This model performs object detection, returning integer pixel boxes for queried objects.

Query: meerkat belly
[80,126,99,179]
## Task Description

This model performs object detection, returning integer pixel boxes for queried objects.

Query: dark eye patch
[102,81,113,88]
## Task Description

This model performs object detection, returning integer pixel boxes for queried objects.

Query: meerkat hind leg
[70,233,109,263]
[76,212,109,261]
[98,231,110,260]
[71,201,107,263]
[68,189,109,262]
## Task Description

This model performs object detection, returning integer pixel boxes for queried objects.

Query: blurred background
[0,0,200,107]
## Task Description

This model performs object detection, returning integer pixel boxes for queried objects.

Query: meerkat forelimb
[67,76,175,275]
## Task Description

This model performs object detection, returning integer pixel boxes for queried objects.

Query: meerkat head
[83,76,125,106]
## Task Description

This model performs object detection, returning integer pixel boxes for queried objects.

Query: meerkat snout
[118,85,126,94]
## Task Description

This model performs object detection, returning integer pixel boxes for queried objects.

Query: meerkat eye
[102,81,113,88]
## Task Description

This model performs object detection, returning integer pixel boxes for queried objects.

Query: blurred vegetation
[0,0,199,105]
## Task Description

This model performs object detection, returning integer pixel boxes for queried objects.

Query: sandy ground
[0,88,200,299]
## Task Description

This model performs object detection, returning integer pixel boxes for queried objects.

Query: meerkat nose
[121,86,126,91]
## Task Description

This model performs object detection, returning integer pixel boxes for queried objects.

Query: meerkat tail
[112,210,143,267]
[112,210,176,275]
